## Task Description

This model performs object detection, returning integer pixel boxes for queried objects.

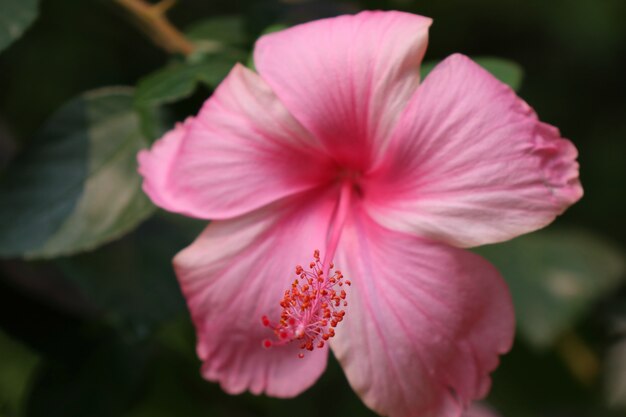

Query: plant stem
[115,0,195,56]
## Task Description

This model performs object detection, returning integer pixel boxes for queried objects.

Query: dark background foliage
[0,1,625,416]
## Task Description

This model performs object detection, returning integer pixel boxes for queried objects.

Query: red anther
[298,353,305,359]
[263,339,272,348]
[345,280,351,286]
[260,250,349,358]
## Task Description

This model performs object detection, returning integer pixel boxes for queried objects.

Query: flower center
[261,250,350,358]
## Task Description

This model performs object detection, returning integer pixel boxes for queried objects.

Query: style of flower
[137,10,582,417]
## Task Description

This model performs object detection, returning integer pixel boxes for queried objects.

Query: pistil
[261,181,353,357]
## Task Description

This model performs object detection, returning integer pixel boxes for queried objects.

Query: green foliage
[0,1,625,416]
[0,89,154,259]
[134,54,242,109]
[0,0,38,53]
[134,16,248,140]
[421,56,524,91]
[476,228,626,348]
[55,215,200,334]
[0,330,39,417]
[186,16,247,50]
[26,340,149,417]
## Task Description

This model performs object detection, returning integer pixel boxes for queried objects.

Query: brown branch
[115,0,195,56]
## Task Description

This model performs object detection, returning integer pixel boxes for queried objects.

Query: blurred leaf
[0,0,39,53]
[258,23,288,36]
[606,337,626,410]
[185,16,247,50]
[153,315,196,358]
[487,336,593,417]
[135,15,249,110]
[26,340,149,417]
[125,318,253,417]
[475,228,626,348]
[135,104,169,144]
[0,329,40,417]
[134,45,245,142]
[121,349,214,417]
[474,57,524,90]
[421,56,523,91]
[55,216,195,335]
[134,54,242,109]
[0,88,155,259]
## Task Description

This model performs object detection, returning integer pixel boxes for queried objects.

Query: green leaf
[26,340,149,417]
[474,57,524,90]
[0,0,39,53]
[421,56,524,91]
[419,61,437,80]
[475,228,626,348]
[121,347,215,417]
[134,17,250,113]
[185,16,246,52]
[55,215,199,334]
[0,88,155,259]
[134,55,240,109]
[0,329,40,416]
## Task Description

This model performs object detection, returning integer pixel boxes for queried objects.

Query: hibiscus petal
[138,64,333,220]
[254,11,431,170]
[138,117,192,211]
[174,190,338,397]
[366,54,583,248]
[331,212,515,417]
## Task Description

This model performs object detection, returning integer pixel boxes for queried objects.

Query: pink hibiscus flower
[137,10,582,417]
